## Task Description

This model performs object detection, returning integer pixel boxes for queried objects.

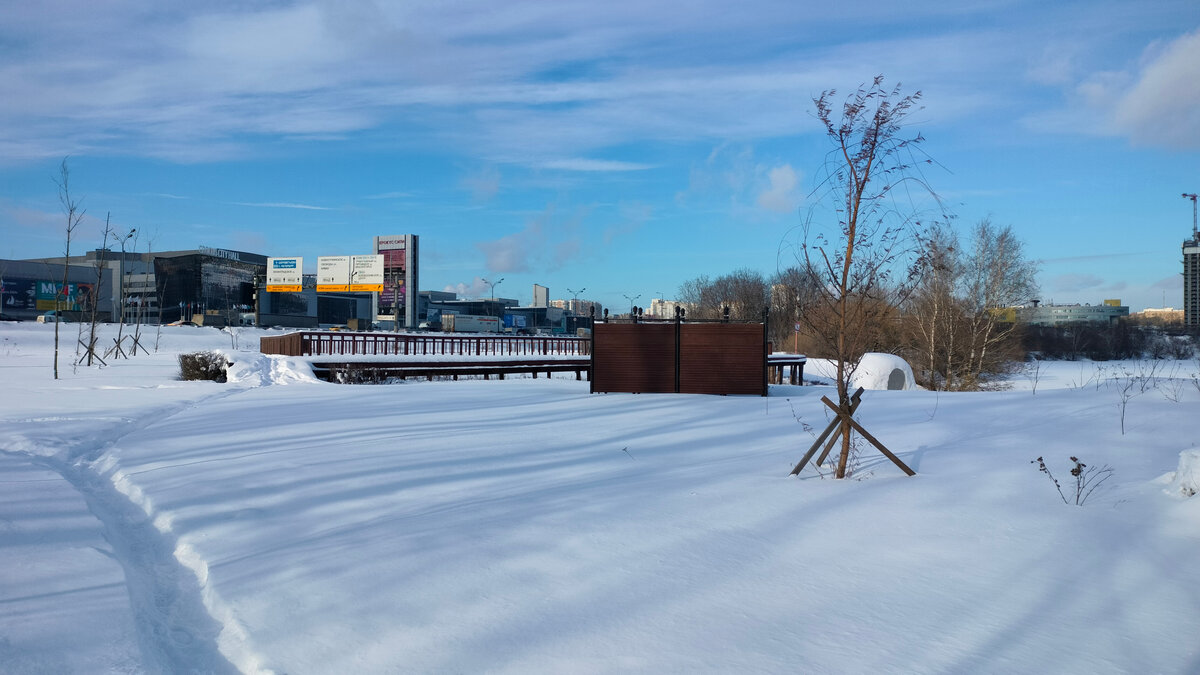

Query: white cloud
[757,164,801,214]
[443,277,490,299]
[475,206,585,274]
[1112,28,1200,149]
[679,145,803,217]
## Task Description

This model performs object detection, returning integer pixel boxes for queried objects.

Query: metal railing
[260,331,590,357]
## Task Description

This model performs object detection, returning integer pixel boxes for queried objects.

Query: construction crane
[1186,192,1199,238]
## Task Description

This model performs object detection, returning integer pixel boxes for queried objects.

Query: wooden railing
[260,331,590,357]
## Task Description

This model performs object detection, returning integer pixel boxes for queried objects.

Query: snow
[1166,449,1200,498]
[2,322,1199,673]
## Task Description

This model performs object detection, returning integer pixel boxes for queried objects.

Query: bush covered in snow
[179,351,231,382]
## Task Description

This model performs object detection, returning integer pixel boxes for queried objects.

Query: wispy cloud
[1041,251,1151,264]
[460,166,501,201]
[233,202,334,211]
[476,205,585,274]
[535,158,655,172]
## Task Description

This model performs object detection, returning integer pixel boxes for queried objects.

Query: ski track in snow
[2,386,265,674]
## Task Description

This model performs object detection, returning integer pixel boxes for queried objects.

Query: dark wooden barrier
[591,321,768,396]
[261,331,589,358]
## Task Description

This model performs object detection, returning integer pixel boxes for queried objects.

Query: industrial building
[1020,300,1129,326]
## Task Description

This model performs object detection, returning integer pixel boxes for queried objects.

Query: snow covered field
[2,322,1198,674]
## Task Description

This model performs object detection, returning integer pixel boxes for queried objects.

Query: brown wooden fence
[260,331,589,357]
[591,321,767,396]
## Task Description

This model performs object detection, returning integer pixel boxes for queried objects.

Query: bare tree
[906,223,963,389]
[788,76,941,478]
[81,213,114,366]
[906,219,1037,390]
[108,227,138,359]
[53,159,85,380]
[958,219,1037,387]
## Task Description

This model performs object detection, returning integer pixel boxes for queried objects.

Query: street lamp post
[482,277,504,317]
[566,287,586,314]
[622,293,641,317]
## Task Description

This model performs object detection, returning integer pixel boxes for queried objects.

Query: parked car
[166,320,200,327]
[37,310,69,324]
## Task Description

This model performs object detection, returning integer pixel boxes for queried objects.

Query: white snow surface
[1,323,1198,673]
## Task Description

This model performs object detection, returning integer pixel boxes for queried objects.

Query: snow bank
[226,353,321,387]
[1165,448,1200,498]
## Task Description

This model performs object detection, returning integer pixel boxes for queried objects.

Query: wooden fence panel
[679,324,766,395]
[591,322,766,396]
[590,323,677,393]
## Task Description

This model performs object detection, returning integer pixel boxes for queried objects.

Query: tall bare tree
[82,214,114,366]
[959,219,1037,386]
[789,76,941,478]
[53,159,85,380]
[906,219,1037,390]
[907,223,963,389]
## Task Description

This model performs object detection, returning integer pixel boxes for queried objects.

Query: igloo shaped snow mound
[850,352,916,391]
[803,352,916,390]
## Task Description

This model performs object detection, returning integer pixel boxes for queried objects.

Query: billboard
[376,237,407,310]
[349,254,384,292]
[316,256,350,292]
[266,257,302,292]
[35,281,94,311]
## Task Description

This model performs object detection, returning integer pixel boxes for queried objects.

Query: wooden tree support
[789,386,915,477]
[76,337,107,367]
[790,387,862,475]
[128,332,145,356]
[104,335,129,360]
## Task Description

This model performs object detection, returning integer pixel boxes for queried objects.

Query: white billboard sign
[316,256,350,292]
[350,254,384,292]
[266,257,303,292]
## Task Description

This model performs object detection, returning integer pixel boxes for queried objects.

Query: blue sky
[2,1,1198,312]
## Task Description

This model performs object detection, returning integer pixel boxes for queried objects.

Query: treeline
[1023,322,1195,361]
[678,219,1196,391]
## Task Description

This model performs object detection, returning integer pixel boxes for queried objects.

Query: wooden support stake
[790,387,863,475]
[818,394,915,477]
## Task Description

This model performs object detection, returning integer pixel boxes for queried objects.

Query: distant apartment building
[648,298,682,318]
[551,298,603,317]
[1185,234,1200,326]
[1133,307,1184,323]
